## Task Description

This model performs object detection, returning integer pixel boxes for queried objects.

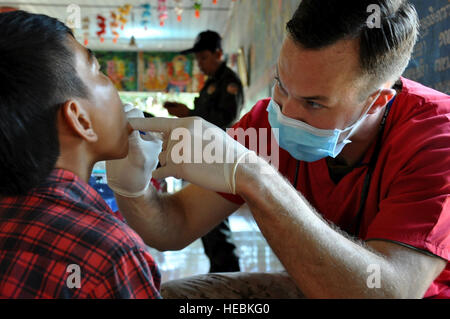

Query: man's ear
[367,88,396,114]
[61,100,98,143]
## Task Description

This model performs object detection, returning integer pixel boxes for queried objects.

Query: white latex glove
[129,116,256,194]
[106,105,163,198]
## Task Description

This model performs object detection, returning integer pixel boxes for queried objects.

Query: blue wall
[404,0,450,94]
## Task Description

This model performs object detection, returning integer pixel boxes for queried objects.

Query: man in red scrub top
[107,0,450,298]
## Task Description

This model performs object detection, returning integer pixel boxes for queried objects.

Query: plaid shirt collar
[35,168,116,217]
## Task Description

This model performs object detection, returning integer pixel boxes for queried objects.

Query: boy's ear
[60,100,98,143]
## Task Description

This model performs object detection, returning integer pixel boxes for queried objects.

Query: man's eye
[275,79,288,96]
[305,100,324,109]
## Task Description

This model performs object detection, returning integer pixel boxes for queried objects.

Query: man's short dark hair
[0,11,89,196]
[286,0,419,94]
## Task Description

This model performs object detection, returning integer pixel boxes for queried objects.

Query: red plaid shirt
[0,169,161,298]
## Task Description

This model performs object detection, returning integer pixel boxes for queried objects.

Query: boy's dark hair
[0,11,89,196]
[286,0,419,94]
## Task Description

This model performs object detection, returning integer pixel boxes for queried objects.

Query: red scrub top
[220,77,450,298]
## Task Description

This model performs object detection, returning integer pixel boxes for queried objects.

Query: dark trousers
[201,218,240,273]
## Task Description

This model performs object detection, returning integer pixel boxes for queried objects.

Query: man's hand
[106,106,163,198]
[163,102,190,118]
[129,117,256,194]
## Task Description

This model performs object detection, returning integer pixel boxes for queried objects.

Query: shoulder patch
[227,83,239,95]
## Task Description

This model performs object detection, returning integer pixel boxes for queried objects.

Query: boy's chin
[103,140,129,161]
[116,141,129,159]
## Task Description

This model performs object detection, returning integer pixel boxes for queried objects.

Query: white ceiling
[0,0,236,51]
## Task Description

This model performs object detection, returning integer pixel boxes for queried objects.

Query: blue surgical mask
[267,89,384,162]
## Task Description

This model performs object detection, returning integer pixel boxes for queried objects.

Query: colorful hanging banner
[110,11,120,43]
[194,0,203,18]
[158,0,168,26]
[82,16,90,46]
[96,15,106,43]
[118,4,132,30]
[174,0,183,22]
[141,4,151,30]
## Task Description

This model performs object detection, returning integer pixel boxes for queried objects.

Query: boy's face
[67,36,130,161]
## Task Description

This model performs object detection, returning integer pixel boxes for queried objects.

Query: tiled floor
[147,204,285,284]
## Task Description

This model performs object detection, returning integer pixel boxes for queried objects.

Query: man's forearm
[235,158,403,298]
[115,187,187,251]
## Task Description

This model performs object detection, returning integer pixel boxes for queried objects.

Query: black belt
[293,98,395,236]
